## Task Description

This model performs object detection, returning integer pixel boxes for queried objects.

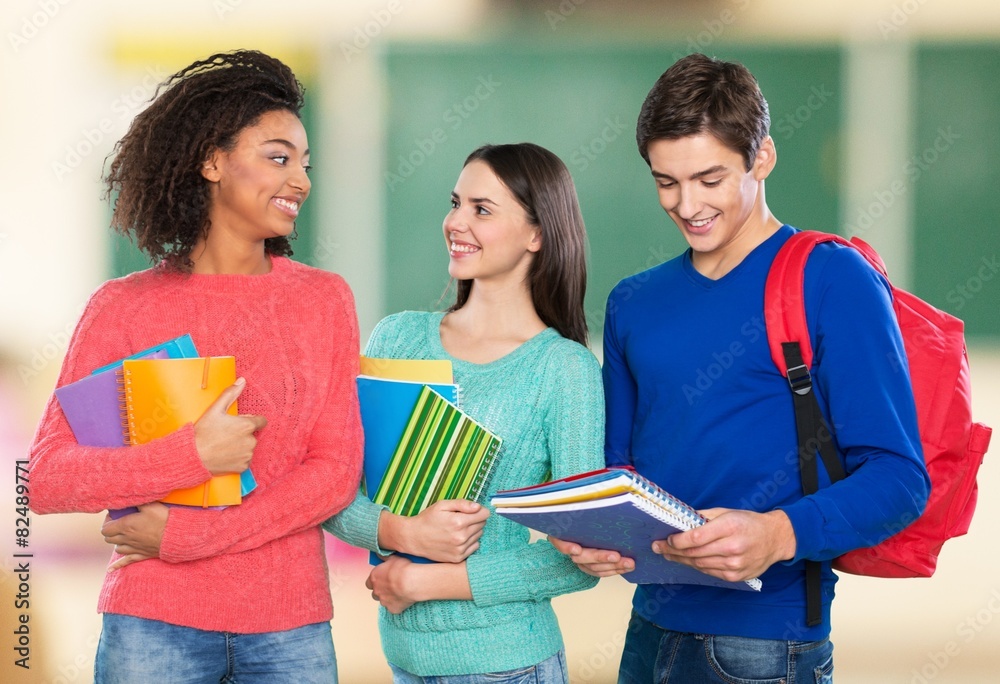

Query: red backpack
[764,230,992,626]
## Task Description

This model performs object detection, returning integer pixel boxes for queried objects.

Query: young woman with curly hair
[28,50,363,683]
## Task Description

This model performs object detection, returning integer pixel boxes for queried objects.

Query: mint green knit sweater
[324,311,604,676]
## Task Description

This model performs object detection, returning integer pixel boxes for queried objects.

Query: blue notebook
[492,468,762,591]
[356,375,460,565]
[357,376,460,499]
[90,334,199,375]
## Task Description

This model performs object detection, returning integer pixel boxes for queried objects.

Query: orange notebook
[121,356,242,507]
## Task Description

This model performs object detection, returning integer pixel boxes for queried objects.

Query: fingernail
[235,377,246,386]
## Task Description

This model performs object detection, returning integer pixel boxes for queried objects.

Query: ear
[201,149,223,183]
[527,227,542,254]
[752,136,777,181]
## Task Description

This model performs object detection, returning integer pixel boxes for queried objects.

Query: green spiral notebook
[371,385,502,517]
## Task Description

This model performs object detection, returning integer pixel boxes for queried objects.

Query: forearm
[322,490,389,554]
[781,451,928,562]
[161,445,362,562]
[408,561,473,603]
[29,422,211,514]
[467,539,598,607]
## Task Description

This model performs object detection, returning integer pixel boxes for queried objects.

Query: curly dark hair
[103,50,306,270]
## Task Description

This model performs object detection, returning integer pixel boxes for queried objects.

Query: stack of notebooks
[54,334,257,518]
[491,467,762,591]
[357,356,503,563]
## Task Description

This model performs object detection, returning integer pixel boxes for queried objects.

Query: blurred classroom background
[2,0,999,682]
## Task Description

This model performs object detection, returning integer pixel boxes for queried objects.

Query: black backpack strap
[781,342,846,627]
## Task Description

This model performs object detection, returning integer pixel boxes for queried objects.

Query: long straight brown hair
[448,143,590,346]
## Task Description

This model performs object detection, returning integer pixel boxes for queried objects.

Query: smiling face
[647,132,776,275]
[201,108,311,245]
[443,159,541,287]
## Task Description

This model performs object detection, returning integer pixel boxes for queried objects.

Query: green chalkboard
[383,43,842,337]
[913,44,1000,338]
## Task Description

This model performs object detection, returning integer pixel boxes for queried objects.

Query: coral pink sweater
[28,256,363,633]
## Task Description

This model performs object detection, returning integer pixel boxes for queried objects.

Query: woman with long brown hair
[325,143,603,683]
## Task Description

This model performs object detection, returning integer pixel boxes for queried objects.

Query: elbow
[25,461,61,515]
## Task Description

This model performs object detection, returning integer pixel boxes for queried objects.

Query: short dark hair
[636,53,770,171]
[450,143,590,346]
[104,50,305,271]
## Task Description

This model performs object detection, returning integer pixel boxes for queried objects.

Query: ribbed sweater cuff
[160,505,215,563]
[466,553,524,607]
[143,424,213,488]
[322,491,389,555]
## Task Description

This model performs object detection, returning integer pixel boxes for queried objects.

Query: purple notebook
[54,349,170,519]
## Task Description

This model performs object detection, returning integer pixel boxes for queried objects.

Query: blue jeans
[94,614,337,684]
[618,612,834,683]
[389,650,568,684]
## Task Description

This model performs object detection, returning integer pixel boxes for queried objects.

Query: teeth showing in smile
[274,198,299,213]
[450,242,479,253]
[688,216,714,227]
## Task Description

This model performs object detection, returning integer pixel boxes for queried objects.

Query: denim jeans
[94,614,337,684]
[618,612,834,684]
[389,650,568,684]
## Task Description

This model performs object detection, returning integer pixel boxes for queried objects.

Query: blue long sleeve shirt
[603,225,929,640]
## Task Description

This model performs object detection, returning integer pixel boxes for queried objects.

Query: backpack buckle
[786,364,813,396]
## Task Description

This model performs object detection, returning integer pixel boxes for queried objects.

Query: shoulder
[81,265,167,318]
[536,333,602,381]
[275,258,357,311]
[365,310,438,356]
[801,238,890,299]
[371,310,435,339]
[607,255,684,305]
[277,257,352,292]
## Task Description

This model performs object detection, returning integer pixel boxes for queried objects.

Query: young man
[552,53,930,682]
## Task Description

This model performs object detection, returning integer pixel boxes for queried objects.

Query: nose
[675,184,700,219]
[443,206,468,234]
[290,165,311,196]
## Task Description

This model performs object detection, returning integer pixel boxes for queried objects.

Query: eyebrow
[263,138,310,155]
[452,191,499,206]
[652,164,728,181]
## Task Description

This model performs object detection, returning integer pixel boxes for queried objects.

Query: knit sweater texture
[324,311,603,676]
[28,256,364,633]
